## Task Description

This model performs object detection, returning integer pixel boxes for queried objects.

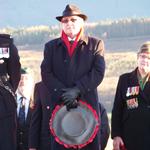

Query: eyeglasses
[61,18,77,24]
[138,53,150,60]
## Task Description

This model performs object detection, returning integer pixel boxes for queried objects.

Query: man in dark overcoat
[0,34,21,150]
[29,4,105,150]
[111,41,150,150]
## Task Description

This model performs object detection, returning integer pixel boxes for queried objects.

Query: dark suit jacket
[99,103,110,150]
[111,68,150,150]
[17,104,33,150]
[29,82,52,150]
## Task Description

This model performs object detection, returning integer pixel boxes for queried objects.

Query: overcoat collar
[129,68,139,85]
[129,67,150,84]
[57,35,88,46]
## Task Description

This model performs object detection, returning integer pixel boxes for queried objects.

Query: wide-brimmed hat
[49,100,99,149]
[56,4,87,22]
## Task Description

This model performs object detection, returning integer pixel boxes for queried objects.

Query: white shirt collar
[68,37,76,41]
[16,92,30,119]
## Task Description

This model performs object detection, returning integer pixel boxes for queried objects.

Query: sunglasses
[61,18,77,23]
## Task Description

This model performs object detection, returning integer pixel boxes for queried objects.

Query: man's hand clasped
[61,87,80,111]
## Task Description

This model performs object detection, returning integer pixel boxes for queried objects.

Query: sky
[0,0,150,27]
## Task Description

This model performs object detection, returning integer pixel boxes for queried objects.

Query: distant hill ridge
[1,17,150,52]
[1,0,150,27]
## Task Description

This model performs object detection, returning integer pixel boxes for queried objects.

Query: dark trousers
[0,113,16,150]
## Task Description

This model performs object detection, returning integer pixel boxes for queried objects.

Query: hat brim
[49,100,99,149]
[56,14,87,22]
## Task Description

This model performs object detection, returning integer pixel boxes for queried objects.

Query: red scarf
[61,28,83,57]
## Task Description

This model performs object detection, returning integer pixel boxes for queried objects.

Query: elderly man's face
[61,16,84,38]
[18,74,34,97]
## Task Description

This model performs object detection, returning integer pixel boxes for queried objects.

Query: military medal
[126,86,139,97]
[126,98,138,109]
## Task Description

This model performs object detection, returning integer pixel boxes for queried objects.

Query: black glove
[61,87,80,111]
[66,99,78,111]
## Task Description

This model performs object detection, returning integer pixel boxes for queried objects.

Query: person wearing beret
[30,4,105,150]
[16,68,34,150]
[0,34,21,150]
[111,41,150,150]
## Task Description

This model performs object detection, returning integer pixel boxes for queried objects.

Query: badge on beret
[49,100,100,149]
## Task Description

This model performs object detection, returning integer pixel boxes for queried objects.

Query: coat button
[64,59,67,63]
[47,106,50,109]
[87,88,91,92]
[54,88,57,91]
[0,59,4,64]
[20,132,23,135]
